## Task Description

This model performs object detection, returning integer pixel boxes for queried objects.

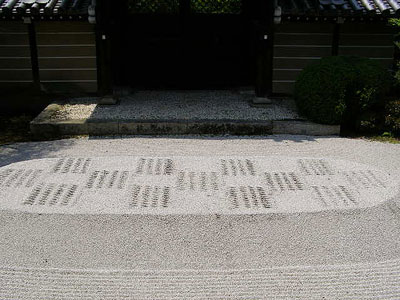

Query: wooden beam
[27,20,40,91]
[253,0,275,97]
[332,23,340,56]
[95,0,113,96]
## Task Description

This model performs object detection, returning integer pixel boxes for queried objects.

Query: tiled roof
[279,0,400,16]
[0,0,91,16]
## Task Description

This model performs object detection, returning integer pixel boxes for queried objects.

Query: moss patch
[366,135,400,144]
[0,114,36,145]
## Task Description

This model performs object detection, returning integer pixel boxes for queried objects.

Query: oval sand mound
[0,156,398,215]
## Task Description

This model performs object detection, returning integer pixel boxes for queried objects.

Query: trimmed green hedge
[128,0,241,14]
[385,100,400,136]
[294,56,391,126]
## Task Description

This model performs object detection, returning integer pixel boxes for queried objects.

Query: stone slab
[98,95,118,105]
[253,96,272,104]
[273,120,340,136]
[120,122,189,135]
[29,92,339,137]
[87,121,119,135]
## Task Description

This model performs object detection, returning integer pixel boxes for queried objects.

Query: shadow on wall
[1,87,52,115]
[1,82,98,115]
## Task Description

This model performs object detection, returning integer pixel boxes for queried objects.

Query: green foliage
[294,56,391,126]
[191,0,241,14]
[128,0,179,14]
[385,100,400,136]
[389,18,400,27]
[390,18,400,86]
[0,114,34,145]
[128,0,241,14]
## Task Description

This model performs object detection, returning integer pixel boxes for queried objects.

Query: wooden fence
[0,21,97,94]
[273,22,395,95]
[0,22,33,91]
[0,19,396,96]
[36,21,97,93]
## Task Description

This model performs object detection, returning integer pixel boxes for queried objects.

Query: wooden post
[179,0,190,87]
[179,0,190,17]
[332,23,340,56]
[253,0,275,98]
[27,19,41,92]
[95,0,113,97]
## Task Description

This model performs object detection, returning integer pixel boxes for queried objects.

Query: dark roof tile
[279,0,400,16]
[0,0,90,16]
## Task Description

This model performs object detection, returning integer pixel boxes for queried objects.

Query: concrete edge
[30,103,65,137]
[32,119,274,136]
[30,110,339,137]
[30,103,63,123]
[272,120,340,136]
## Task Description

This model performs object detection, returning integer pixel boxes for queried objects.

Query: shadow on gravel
[0,139,81,167]
[0,134,340,168]
[87,134,337,143]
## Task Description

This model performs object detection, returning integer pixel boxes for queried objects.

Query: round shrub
[294,56,391,125]
[385,100,400,137]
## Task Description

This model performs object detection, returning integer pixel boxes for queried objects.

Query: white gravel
[47,98,97,121]
[0,156,397,215]
[48,91,300,121]
[0,136,400,299]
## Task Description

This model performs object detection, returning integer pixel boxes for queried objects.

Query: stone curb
[272,120,340,136]
[30,104,340,137]
[31,119,275,136]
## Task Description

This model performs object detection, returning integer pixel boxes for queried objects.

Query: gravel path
[47,91,300,121]
[0,135,400,299]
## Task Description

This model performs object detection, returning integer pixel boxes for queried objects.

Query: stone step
[31,117,339,137]
[29,92,340,137]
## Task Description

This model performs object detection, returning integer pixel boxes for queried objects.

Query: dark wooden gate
[112,0,256,89]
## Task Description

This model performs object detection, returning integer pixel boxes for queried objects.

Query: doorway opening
[113,0,256,90]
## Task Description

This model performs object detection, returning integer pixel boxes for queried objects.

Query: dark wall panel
[0,69,33,81]
[338,24,395,68]
[273,69,302,81]
[0,46,30,57]
[39,82,98,93]
[0,21,33,91]
[339,46,394,58]
[273,81,295,94]
[40,69,97,81]
[38,57,97,69]
[37,46,96,57]
[340,34,394,46]
[0,57,31,69]
[273,57,322,69]
[274,45,332,57]
[273,22,334,94]
[273,22,395,95]
[35,22,95,32]
[36,21,97,93]
[274,33,332,45]
[36,33,96,45]
[0,33,30,45]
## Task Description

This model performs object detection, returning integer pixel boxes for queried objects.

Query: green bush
[385,100,400,137]
[389,18,400,86]
[128,0,241,14]
[294,56,391,126]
